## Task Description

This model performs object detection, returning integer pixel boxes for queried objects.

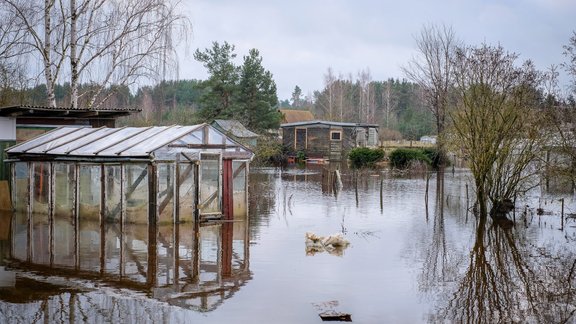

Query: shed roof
[212,119,259,138]
[279,109,315,123]
[6,124,253,161]
[0,105,139,119]
[280,120,379,128]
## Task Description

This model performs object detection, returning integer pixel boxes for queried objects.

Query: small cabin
[280,120,379,161]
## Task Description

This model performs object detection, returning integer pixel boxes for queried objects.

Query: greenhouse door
[198,153,221,220]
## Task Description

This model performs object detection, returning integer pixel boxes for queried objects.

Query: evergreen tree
[193,41,240,121]
[237,49,281,132]
[291,85,302,107]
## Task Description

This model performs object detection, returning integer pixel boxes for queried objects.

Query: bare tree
[382,79,399,129]
[448,44,545,218]
[562,31,576,96]
[3,0,189,108]
[323,67,336,120]
[0,5,31,105]
[356,68,376,123]
[402,24,460,167]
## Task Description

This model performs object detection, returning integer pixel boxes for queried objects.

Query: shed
[211,119,259,148]
[6,124,253,225]
[281,120,379,161]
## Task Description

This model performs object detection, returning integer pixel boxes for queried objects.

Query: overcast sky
[179,0,575,100]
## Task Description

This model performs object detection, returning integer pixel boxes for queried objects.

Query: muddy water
[1,165,575,323]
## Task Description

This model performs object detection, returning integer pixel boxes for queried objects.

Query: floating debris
[312,300,352,322]
[305,232,350,256]
[319,311,352,322]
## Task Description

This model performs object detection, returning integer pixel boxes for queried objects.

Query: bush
[388,148,431,169]
[252,138,287,166]
[348,147,385,168]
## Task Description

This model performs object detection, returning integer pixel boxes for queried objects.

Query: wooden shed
[281,120,379,161]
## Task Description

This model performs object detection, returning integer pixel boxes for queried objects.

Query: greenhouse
[6,124,253,227]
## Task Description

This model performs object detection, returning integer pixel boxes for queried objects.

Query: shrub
[252,138,287,166]
[348,147,385,168]
[388,148,431,169]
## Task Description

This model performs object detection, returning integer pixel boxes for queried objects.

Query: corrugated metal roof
[280,120,379,128]
[6,124,254,160]
[0,104,139,118]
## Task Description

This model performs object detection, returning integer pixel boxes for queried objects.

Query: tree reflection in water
[424,173,576,323]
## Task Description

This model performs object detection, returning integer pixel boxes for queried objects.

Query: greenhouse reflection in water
[7,206,250,311]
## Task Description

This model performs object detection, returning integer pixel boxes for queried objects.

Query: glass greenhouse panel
[12,162,29,213]
[123,125,201,155]
[199,154,220,215]
[157,163,175,224]
[53,163,76,268]
[27,128,95,154]
[104,165,121,223]
[178,162,196,222]
[124,164,149,224]
[73,127,145,155]
[98,127,170,156]
[7,127,82,153]
[207,128,224,145]
[232,161,247,218]
[79,165,102,271]
[31,162,50,216]
[46,128,110,155]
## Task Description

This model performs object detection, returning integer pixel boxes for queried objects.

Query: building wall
[0,117,16,183]
[0,118,16,141]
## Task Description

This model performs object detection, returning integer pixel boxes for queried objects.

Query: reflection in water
[423,173,576,323]
[2,165,576,323]
[1,208,250,322]
[446,221,574,323]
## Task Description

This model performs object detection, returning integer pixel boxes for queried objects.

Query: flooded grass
[1,165,576,323]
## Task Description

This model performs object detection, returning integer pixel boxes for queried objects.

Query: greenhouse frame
[6,124,253,226]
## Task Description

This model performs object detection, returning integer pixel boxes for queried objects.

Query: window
[330,131,342,141]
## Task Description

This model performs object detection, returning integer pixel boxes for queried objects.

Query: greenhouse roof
[6,124,254,161]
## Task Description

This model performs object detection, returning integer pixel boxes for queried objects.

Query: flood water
[1,165,576,323]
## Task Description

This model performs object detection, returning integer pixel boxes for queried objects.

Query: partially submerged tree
[3,0,189,108]
[402,24,460,168]
[448,44,546,218]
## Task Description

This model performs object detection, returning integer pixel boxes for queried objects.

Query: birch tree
[3,0,189,108]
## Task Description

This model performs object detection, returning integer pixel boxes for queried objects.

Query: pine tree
[237,49,280,133]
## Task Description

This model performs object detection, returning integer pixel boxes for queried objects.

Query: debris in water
[305,232,350,256]
[312,300,352,322]
[319,311,352,322]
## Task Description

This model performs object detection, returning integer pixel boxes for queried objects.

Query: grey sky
[179,0,575,100]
